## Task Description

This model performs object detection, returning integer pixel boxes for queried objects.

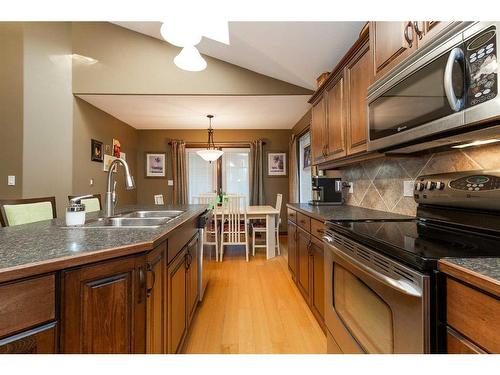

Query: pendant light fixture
[197,115,224,162]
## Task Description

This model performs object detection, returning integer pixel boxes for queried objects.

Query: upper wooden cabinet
[370,21,451,80]
[309,27,371,166]
[326,74,347,160]
[311,96,327,164]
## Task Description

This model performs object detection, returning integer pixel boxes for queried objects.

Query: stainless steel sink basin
[83,217,169,228]
[121,210,184,219]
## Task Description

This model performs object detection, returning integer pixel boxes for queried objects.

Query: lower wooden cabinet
[61,254,146,353]
[287,208,326,331]
[0,322,57,354]
[167,247,188,354]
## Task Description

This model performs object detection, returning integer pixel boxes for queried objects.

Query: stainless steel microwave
[367,22,500,153]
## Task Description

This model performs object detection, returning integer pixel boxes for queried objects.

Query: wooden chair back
[221,195,247,244]
[0,196,57,227]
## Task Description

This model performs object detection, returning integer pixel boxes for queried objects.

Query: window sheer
[221,148,250,205]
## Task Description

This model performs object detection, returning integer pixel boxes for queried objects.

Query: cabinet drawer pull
[316,228,325,235]
[138,266,145,303]
[146,263,156,298]
[413,21,423,39]
[404,22,414,47]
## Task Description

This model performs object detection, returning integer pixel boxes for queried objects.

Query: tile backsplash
[339,143,500,216]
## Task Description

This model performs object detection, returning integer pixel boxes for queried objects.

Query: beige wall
[73,98,139,206]
[22,23,73,217]
[0,23,23,198]
[338,143,500,216]
[136,129,290,231]
[72,22,313,96]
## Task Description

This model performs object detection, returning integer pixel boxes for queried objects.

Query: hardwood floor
[183,235,327,354]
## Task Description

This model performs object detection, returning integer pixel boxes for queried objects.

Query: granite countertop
[0,204,206,284]
[439,258,500,297]
[286,203,414,222]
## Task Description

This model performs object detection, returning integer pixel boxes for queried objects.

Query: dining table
[212,205,280,259]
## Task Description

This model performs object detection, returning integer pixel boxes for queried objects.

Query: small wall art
[145,152,166,178]
[267,152,287,176]
[91,139,104,162]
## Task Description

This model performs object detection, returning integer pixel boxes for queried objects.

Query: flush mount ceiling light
[452,139,500,148]
[173,46,207,72]
[197,115,224,162]
[160,17,229,72]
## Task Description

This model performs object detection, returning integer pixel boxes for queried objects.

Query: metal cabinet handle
[146,263,156,298]
[413,21,423,39]
[444,47,465,112]
[404,22,413,47]
[307,241,313,255]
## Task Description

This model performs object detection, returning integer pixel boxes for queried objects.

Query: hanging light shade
[197,115,223,162]
[174,46,207,72]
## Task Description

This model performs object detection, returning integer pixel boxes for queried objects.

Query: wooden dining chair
[68,194,102,213]
[251,193,282,256]
[193,194,220,261]
[0,196,57,227]
[220,195,249,262]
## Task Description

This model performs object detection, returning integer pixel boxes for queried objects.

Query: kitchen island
[0,204,207,354]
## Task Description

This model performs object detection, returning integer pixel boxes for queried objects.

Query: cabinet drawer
[446,278,500,353]
[168,218,197,264]
[311,218,326,240]
[0,274,55,339]
[447,327,485,354]
[0,322,57,354]
[297,212,311,232]
[287,208,297,223]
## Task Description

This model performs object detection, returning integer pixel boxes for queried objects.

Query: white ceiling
[112,21,365,89]
[77,95,311,129]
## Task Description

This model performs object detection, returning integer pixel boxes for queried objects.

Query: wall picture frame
[145,152,166,178]
[103,154,118,173]
[91,139,104,162]
[303,144,311,169]
[267,152,287,176]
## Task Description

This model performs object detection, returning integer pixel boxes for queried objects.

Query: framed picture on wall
[91,139,104,162]
[267,152,287,176]
[145,152,166,178]
[303,144,311,169]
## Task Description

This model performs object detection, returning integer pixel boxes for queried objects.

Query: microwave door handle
[324,238,423,298]
[444,47,465,112]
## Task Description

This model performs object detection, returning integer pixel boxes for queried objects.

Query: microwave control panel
[466,26,497,107]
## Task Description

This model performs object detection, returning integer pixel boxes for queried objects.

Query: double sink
[80,210,184,228]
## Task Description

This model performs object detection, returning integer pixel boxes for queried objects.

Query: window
[186,147,250,205]
[221,148,250,205]
[298,132,312,203]
[186,148,217,203]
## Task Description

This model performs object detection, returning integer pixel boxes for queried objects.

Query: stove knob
[426,181,436,190]
[436,181,445,190]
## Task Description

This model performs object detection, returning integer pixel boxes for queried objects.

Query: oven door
[324,232,430,354]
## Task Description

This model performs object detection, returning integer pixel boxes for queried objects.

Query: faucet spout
[105,158,136,217]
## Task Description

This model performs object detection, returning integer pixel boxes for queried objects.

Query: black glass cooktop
[327,219,500,271]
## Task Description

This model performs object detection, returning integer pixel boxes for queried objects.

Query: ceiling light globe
[174,46,207,71]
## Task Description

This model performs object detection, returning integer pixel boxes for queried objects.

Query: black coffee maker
[309,176,344,206]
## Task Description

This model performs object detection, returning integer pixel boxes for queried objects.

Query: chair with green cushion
[68,194,102,213]
[0,197,57,227]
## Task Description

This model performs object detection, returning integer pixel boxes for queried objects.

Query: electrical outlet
[403,180,414,197]
[7,175,15,186]
[167,180,174,186]
[89,178,94,186]
[348,182,354,194]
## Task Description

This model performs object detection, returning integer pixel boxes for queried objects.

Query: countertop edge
[286,203,328,222]
[438,259,500,298]
[0,207,206,284]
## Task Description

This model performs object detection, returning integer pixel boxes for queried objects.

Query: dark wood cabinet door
[346,40,371,156]
[326,74,347,160]
[297,227,311,301]
[145,243,166,354]
[61,255,146,354]
[187,235,199,325]
[0,322,57,354]
[310,237,325,329]
[311,96,327,164]
[370,21,417,80]
[287,221,298,279]
[167,248,187,354]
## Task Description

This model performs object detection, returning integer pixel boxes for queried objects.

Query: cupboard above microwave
[367,22,500,154]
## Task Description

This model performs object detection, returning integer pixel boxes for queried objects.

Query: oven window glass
[334,264,394,353]
[369,50,464,140]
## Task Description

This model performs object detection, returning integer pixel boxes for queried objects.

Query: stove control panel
[414,169,500,210]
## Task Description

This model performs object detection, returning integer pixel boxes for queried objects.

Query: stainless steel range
[323,169,500,353]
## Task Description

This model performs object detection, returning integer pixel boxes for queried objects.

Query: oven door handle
[444,47,465,112]
[324,238,423,298]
